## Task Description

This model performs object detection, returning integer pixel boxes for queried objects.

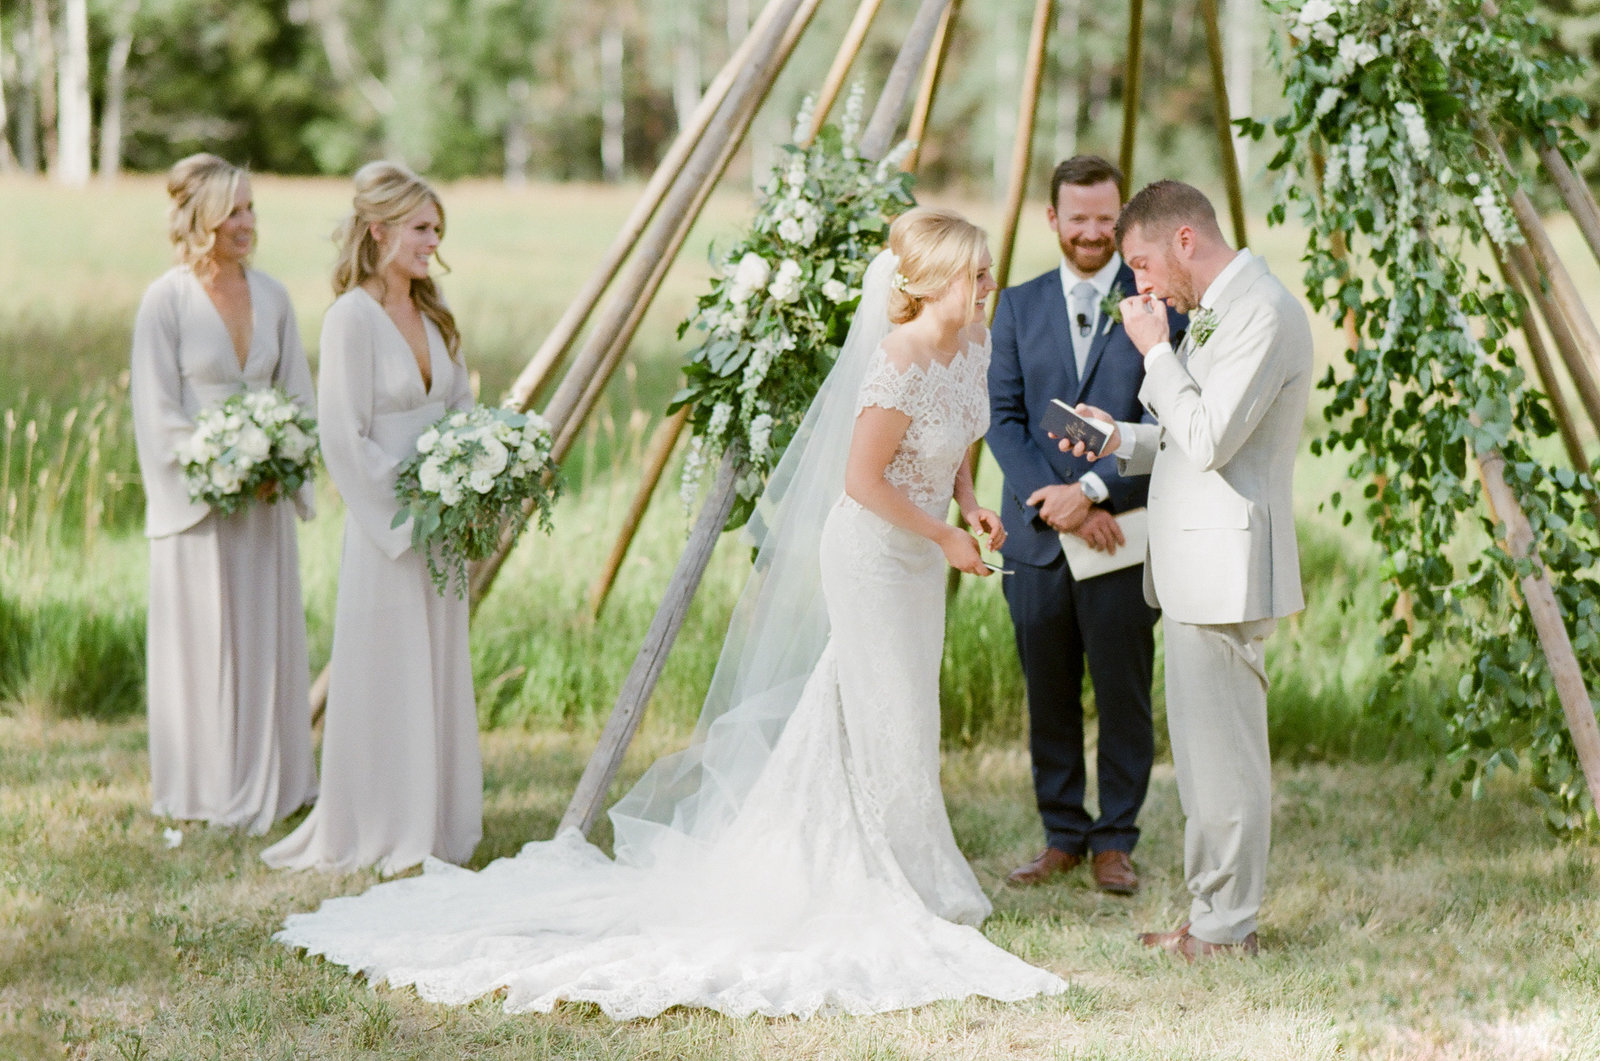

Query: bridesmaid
[130,153,317,835]
[263,161,481,874]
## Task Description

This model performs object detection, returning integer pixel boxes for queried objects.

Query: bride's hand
[940,527,989,576]
[964,507,1007,552]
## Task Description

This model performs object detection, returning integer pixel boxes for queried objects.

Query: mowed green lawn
[2,173,1598,1059]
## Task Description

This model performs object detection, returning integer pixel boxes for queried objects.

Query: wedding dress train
[272,252,1067,1018]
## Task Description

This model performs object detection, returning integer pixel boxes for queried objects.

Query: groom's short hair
[1051,155,1123,208]
[1115,180,1223,247]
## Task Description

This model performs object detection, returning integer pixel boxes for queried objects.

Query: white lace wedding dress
[273,262,1067,1020]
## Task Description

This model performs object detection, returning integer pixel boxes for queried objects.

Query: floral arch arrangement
[1249,0,1599,828]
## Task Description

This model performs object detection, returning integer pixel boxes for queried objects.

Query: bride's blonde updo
[331,160,461,360]
[166,153,246,268]
[886,206,989,325]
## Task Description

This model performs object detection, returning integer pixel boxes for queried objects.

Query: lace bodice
[853,340,991,515]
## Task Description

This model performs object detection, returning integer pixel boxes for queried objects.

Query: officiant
[986,155,1178,894]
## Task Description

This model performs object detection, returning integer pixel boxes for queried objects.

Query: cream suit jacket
[1120,255,1313,625]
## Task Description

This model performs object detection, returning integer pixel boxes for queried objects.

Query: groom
[987,156,1170,895]
[1068,180,1312,958]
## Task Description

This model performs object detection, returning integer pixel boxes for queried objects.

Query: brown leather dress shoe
[1091,850,1139,894]
[1006,847,1082,885]
[1139,922,1259,962]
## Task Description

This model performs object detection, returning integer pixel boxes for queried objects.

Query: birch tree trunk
[0,16,19,171]
[55,0,91,186]
[97,0,140,182]
[726,0,750,48]
[599,15,625,181]
[30,0,57,175]
[673,0,701,134]
[1052,0,1081,166]
[992,2,1017,196]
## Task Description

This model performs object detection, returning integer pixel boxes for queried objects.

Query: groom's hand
[1119,294,1169,355]
[1057,404,1120,461]
[1025,483,1091,534]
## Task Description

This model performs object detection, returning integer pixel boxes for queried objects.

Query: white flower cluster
[767,259,804,303]
[411,405,554,509]
[179,387,317,513]
[1395,101,1431,156]
[1295,0,1340,45]
[741,329,798,397]
[725,252,771,306]
[1471,178,1518,247]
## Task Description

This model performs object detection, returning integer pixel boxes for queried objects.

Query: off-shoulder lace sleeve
[854,348,922,417]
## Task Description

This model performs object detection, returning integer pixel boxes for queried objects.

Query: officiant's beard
[1061,236,1114,276]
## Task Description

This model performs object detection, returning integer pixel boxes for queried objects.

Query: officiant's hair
[1050,155,1123,207]
[332,161,461,360]
[886,207,989,325]
[1114,180,1223,249]
[166,153,248,269]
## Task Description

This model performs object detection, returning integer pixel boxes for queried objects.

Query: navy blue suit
[987,263,1172,857]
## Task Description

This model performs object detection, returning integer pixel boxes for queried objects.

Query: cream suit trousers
[1162,616,1277,945]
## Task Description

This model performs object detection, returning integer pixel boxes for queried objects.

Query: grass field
[2,173,1598,1058]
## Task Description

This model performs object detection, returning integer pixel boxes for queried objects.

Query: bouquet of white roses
[177,387,318,515]
[391,404,560,597]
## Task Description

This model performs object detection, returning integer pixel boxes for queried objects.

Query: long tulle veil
[606,249,900,866]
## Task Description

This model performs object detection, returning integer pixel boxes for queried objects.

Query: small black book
[1041,398,1113,455]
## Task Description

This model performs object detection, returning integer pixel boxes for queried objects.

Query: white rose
[822,278,850,303]
[439,479,463,507]
[768,259,803,304]
[469,469,496,494]
[210,462,245,495]
[235,424,271,462]
[777,217,805,244]
[729,253,771,305]
[278,423,312,463]
[418,458,444,495]
[416,428,440,454]
[475,437,510,476]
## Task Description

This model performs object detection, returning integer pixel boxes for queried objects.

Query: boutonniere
[1189,307,1219,348]
[1098,284,1125,336]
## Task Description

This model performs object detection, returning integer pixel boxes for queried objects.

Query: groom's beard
[1162,250,1202,314]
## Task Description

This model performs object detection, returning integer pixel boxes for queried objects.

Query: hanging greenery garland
[1247,0,1600,830]
[671,85,916,531]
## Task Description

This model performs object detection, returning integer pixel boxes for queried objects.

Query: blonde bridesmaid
[130,153,317,835]
[263,161,481,875]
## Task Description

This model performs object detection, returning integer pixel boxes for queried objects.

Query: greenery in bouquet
[1248,0,1600,828]
[392,404,561,598]
[671,84,916,530]
[177,387,318,515]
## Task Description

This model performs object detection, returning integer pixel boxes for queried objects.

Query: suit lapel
[1040,275,1079,394]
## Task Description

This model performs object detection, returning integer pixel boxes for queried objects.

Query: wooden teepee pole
[804,0,887,143]
[586,407,691,619]
[1118,0,1146,192]
[585,0,898,620]
[560,444,745,836]
[1497,248,1598,464]
[1503,240,1600,437]
[1475,443,1600,819]
[1199,0,1247,249]
[505,0,792,411]
[902,0,961,173]
[465,0,821,610]
[561,11,962,839]
[860,0,951,159]
[1535,143,1600,273]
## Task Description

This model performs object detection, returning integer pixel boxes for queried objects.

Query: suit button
[1159,441,1166,450]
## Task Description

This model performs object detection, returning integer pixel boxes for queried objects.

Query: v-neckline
[359,287,436,396]
[195,268,255,373]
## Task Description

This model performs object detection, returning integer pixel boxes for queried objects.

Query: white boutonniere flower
[1189,308,1219,348]
[1099,283,1125,335]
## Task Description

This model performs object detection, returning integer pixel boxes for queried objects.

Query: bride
[272,206,1068,1018]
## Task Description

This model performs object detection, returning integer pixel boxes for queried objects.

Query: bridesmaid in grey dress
[130,153,317,835]
[263,161,481,875]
